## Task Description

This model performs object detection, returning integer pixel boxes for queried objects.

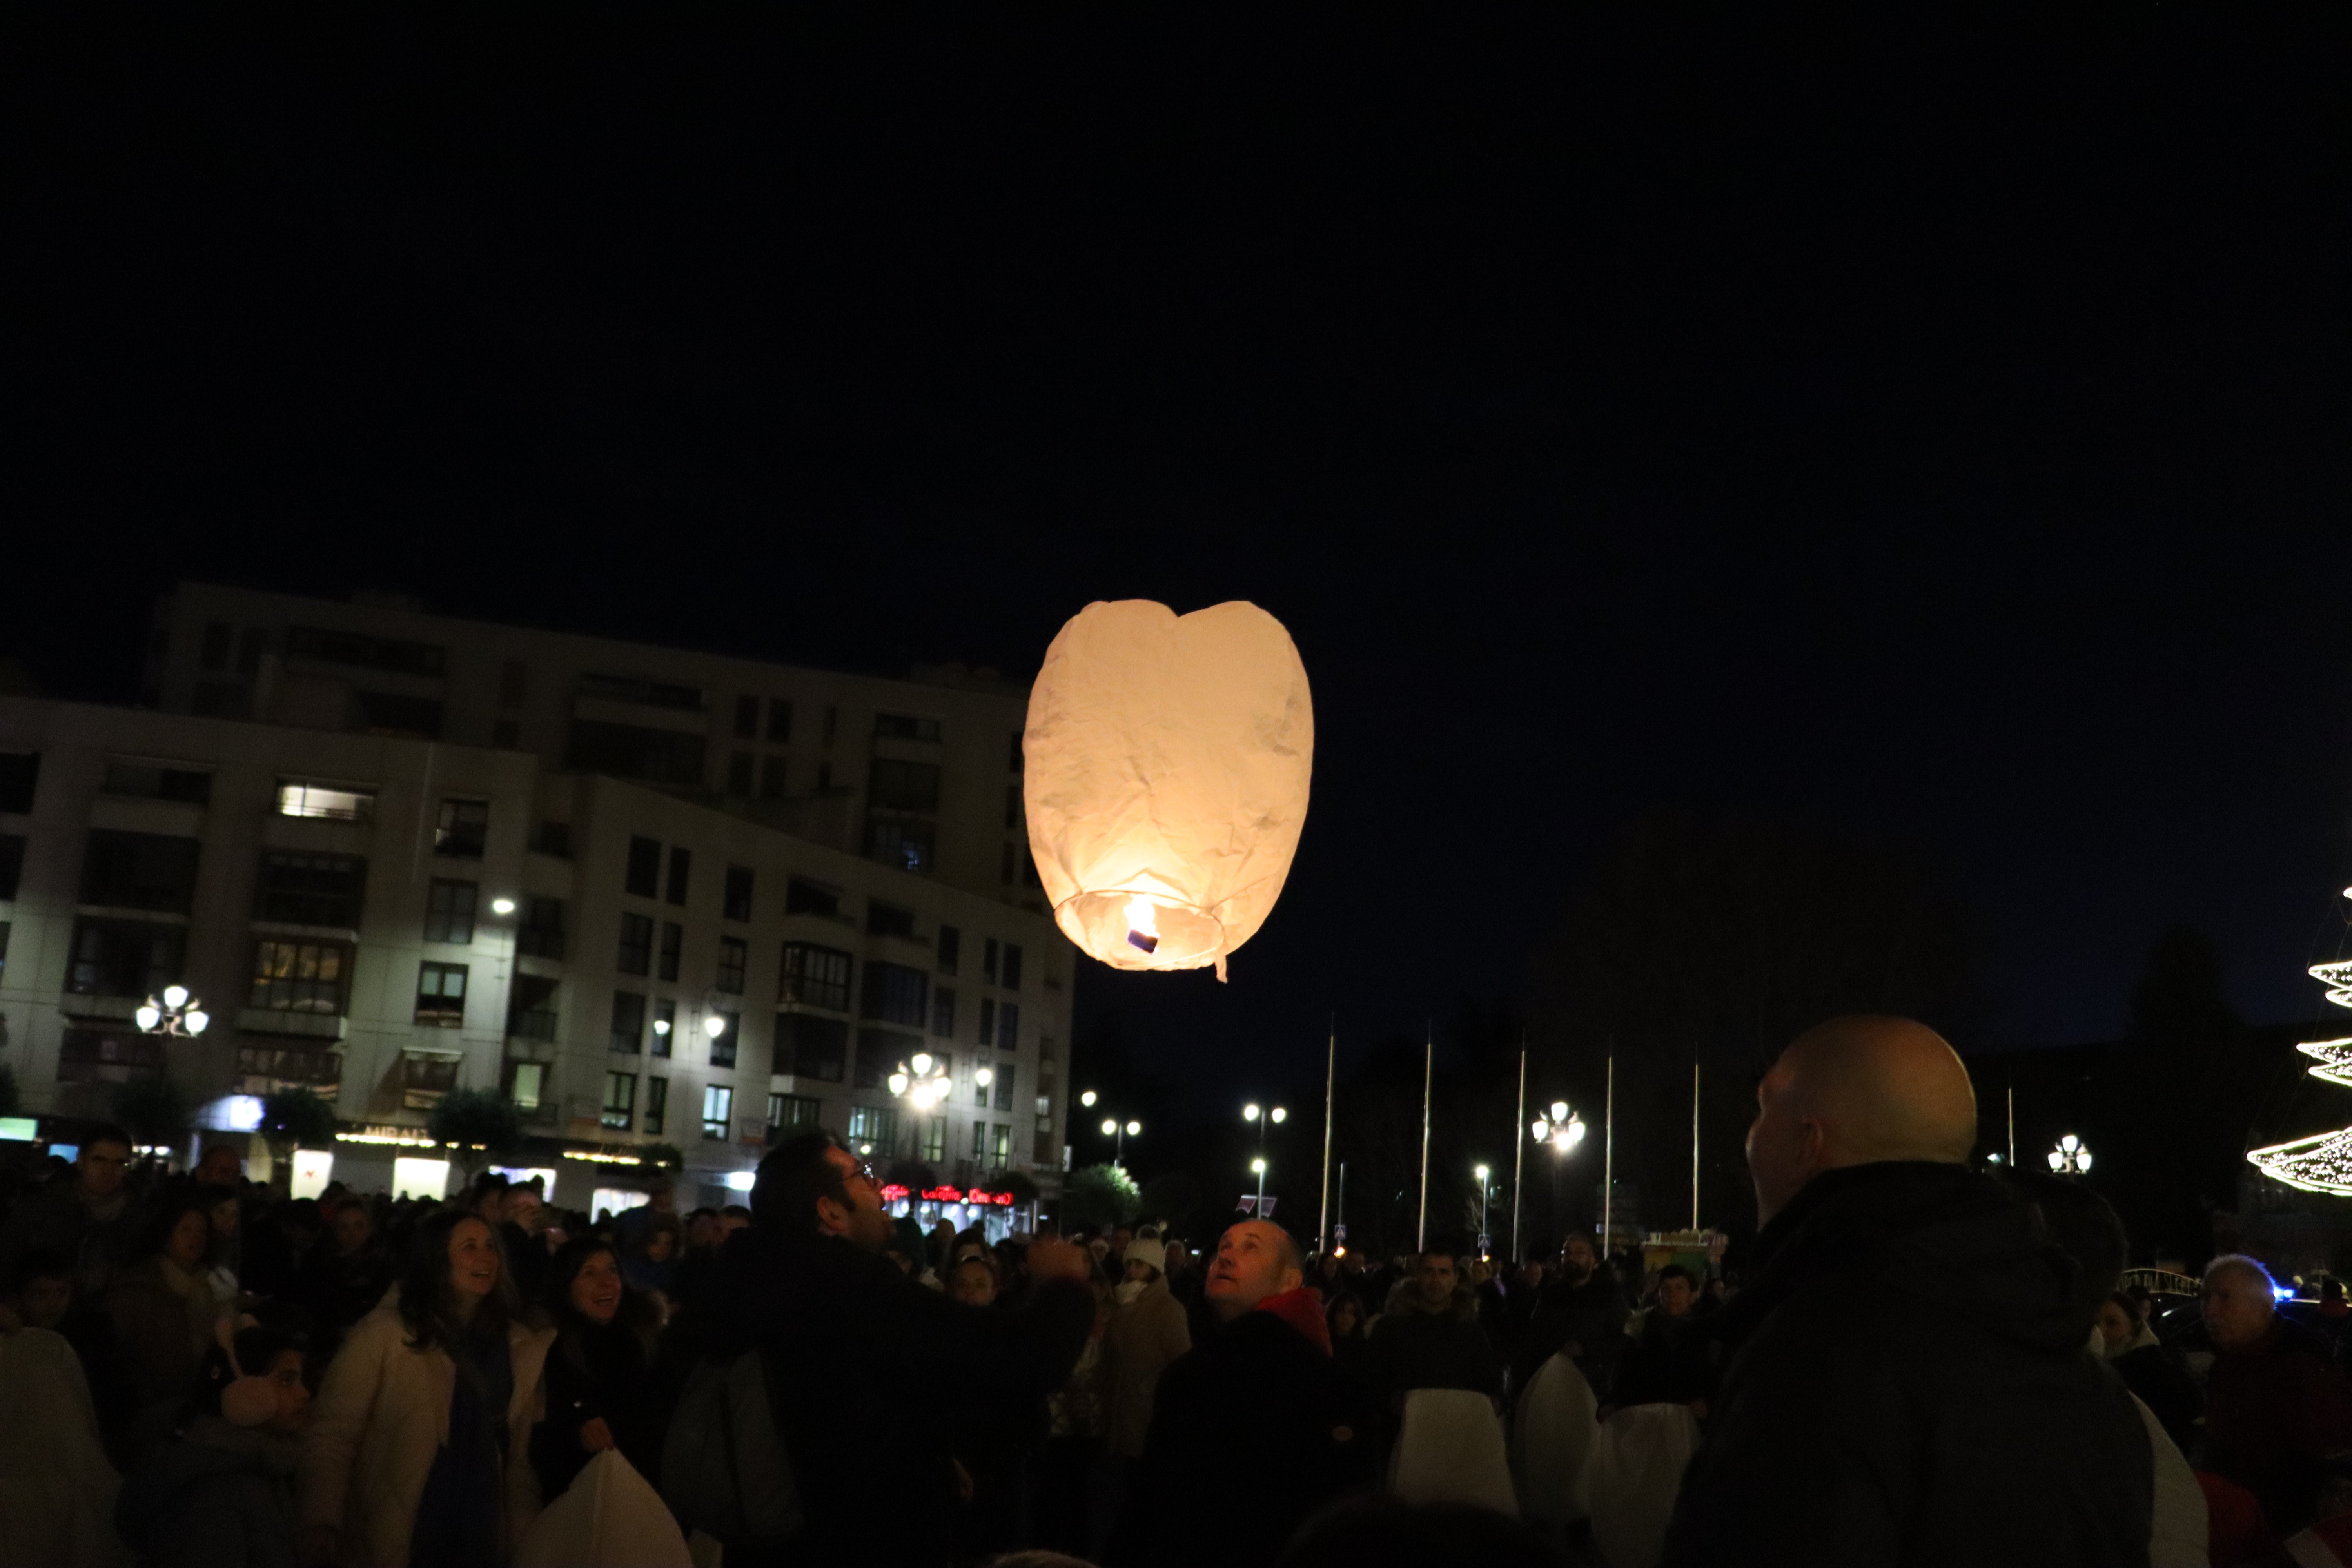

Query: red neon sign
[917,1185,1014,1206]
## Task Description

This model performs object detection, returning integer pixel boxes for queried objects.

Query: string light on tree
[2248,910,2352,1193]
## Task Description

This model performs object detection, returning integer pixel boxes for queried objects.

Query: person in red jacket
[2200,1252,2352,1533]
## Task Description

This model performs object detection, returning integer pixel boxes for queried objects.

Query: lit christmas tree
[2245,960,2352,1193]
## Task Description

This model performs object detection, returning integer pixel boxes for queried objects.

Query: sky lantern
[1024,599,1312,980]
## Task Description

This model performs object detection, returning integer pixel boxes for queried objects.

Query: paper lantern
[1024,599,1313,979]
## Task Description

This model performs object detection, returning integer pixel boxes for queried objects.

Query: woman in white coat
[297,1209,554,1568]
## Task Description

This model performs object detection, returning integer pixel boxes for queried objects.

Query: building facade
[0,588,1073,1211]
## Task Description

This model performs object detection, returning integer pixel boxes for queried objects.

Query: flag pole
[1691,1058,1702,1232]
[1318,1014,1336,1254]
[1417,1022,1432,1252]
[1602,1050,1615,1256]
[1511,1037,1528,1263]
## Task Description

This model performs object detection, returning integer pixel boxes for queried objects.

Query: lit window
[276,780,376,822]
[602,1071,636,1130]
[508,1061,546,1110]
[702,1084,733,1142]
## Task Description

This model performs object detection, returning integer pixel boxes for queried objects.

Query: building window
[415,962,468,1027]
[237,627,267,674]
[625,837,661,898]
[785,877,840,917]
[734,694,759,739]
[499,660,527,707]
[767,699,793,742]
[715,938,748,995]
[66,918,187,997]
[0,752,40,814]
[249,939,352,1014]
[658,922,683,982]
[860,962,928,1027]
[82,830,201,913]
[1002,944,1024,991]
[565,719,707,786]
[645,1077,668,1135]
[978,997,995,1048]
[760,756,790,799]
[434,799,488,859]
[602,1071,636,1130]
[994,1063,1016,1113]
[972,1120,988,1159]
[992,1124,1011,1164]
[616,913,654,976]
[702,1085,733,1142]
[874,713,941,742]
[401,1051,460,1109]
[779,1014,846,1081]
[235,1040,339,1096]
[532,821,573,858]
[768,1093,822,1136]
[973,1068,989,1109]
[779,944,852,1011]
[200,622,232,670]
[425,879,479,944]
[846,1105,898,1152]
[507,975,559,1041]
[652,998,676,1058]
[855,1027,920,1091]
[932,987,955,1038]
[254,852,367,927]
[723,866,754,922]
[867,901,917,940]
[868,758,940,812]
[102,760,213,804]
[56,1027,166,1085]
[817,761,833,791]
[984,938,1000,985]
[518,897,566,960]
[192,681,248,717]
[937,925,960,976]
[0,834,24,900]
[610,990,646,1054]
[866,818,934,874]
[0,922,10,982]
[726,751,752,795]
[356,690,443,740]
[579,671,705,711]
[708,1011,740,1069]
[508,1060,547,1111]
[922,1117,946,1162]
[286,624,447,677]
[276,780,375,823]
[1000,1003,1020,1052]
[665,846,691,907]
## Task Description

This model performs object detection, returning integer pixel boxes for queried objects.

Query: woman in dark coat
[2096,1288,2201,1455]
[530,1234,667,1499]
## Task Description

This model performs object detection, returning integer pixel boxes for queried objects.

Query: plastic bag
[517,1449,691,1568]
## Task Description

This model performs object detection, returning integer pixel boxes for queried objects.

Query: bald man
[1661,1016,2151,1568]
[1108,1221,1375,1568]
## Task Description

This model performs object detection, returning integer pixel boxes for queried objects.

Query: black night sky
[7,11,2347,1145]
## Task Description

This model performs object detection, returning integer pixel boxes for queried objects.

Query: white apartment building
[0,588,1073,1211]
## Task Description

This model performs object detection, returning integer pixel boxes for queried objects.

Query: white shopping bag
[0,1328,133,1568]
[1389,1387,1519,1519]
[1586,1403,1700,1568]
[517,1449,692,1568]
[1513,1352,1599,1526]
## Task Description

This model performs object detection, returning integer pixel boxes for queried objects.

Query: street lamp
[1243,1100,1286,1169]
[490,897,517,916]
[135,985,210,1038]
[1081,1089,1098,1108]
[1474,1163,1492,1256]
[889,1051,953,1114]
[2049,1134,2093,1176]
[1099,1116,1141,1166]
[1251,1155,1269,1208]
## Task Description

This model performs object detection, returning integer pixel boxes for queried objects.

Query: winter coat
[116,1413,302,1568]
[1108,1288,1377,1568]
[105,1254,219,1409]
[529,1318,663,1503]
[697,1226,1094,1568]
[1101,1277,1191,1459]
[1659,1161,2152,1568]
[1516,1268,1629,1398]
[297,1303,554,1568]
[298,1245,397,1359]
[1,1181,143,1298]
[1607,1307,1716,1410]
[2201,1314,2352,1532]
[2105,1332,2201,1458]
[1365,1284,1503,1408]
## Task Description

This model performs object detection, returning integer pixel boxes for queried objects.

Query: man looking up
[2199,1252,2352,1532]
[699,1132,1093,1568]
[0,1123,142,1295]
[1109,1221,1375,1568]
[1661,1016,2150,1566]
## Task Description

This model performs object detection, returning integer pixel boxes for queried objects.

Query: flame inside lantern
[1125,895,1161,954]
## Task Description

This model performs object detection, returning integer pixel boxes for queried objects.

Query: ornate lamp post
[135,985,211,1039]
[2049,1134,2093,1176]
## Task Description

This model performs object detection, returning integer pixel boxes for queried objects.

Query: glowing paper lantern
[1024,600,1312,980]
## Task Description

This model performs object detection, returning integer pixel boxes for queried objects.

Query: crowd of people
[9,1013,2352,1566]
